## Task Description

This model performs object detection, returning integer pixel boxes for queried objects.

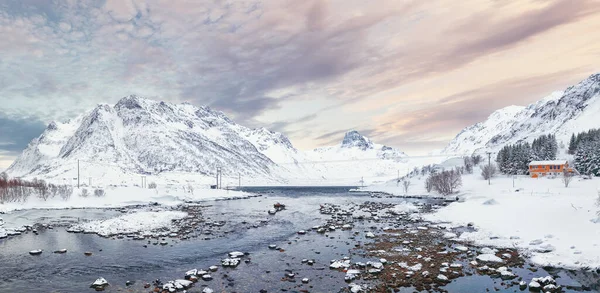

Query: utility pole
[238,173,241,188]
[77,160,80,188]
[360,176,364,187]
[486,152,492,185]
[397,170,399,186]
[216,167,222,189]
[216,167,219,189]
[89,177,92,187]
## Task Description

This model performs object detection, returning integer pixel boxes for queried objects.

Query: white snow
[398,262,422,271]
[528,160,568,166]
[91,277,109,287]
[72,210,187,236]
[0,185,252,213]
[330,259,351,269]
[390,202,419,213]
[425,174,600,269]
[228,251,245,258]
[366,162,600,269]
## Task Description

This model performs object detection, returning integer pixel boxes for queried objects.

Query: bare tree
[428,170,462,195]
[80,188,89,198]
[481,164,497,180]
[596,190,600,220]
[33,178,51,201]
[187,184,194,195]
[402,180,411,194]
[58,185,73,201]
[425,177,433,193]
[562,169,573,187]
[463,157,474,174]
[148,182,157,189]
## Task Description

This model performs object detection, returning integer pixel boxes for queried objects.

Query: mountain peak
[341,130,373,150]
[114,94,152,110]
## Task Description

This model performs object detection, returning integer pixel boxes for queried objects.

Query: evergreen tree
[568,134,577,155]
[575,139,600,176]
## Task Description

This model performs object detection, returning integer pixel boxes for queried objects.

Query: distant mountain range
[11,73,597,185]
[6,96,411,185]
[442,73,600,155]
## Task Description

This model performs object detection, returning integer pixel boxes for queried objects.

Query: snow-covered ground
[72,210,187,237]
[0,185,252,213]
[363,170,600,269]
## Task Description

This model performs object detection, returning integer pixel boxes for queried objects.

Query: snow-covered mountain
[7,96,297,182]
[7,96,418,186]
[442,73,600,155]
[308,130,407,161]
[298,130,435,185]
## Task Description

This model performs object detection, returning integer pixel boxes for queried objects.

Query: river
[0,186,597,292]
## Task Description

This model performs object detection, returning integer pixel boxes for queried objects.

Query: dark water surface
[0,187,597,292]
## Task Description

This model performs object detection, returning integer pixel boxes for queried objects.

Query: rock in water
[222,258,241,267]
[228,251,245,258]
[29,249,43,255]
[90,277,109,291]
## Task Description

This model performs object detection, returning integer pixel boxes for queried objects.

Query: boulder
[90,277,109,291]
[222,258,240,267]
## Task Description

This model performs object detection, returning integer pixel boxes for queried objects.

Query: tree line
[0,172,105,203]
[570,128,600,176]
[496,134,557,174]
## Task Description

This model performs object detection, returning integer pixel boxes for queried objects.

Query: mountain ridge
[6,96,413,185]
[441,73,600,155]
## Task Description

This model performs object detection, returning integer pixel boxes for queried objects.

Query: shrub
[148,182,157,189]
[471,154,482,166]
[80,188,89,198]
[402,180,411,194]
[463,157,473,174]
[94,189,105,197]
[58,185,73,201]
[481,164,497,180]
[562,169,573,188]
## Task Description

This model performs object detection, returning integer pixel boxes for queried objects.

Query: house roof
[528,160,568,166]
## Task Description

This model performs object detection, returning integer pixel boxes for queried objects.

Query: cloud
[1,0,600,159]
[0,112,46,154]
[368,69,587,150]
[447,0,600,63]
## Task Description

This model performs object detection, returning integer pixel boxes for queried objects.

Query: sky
[1,0,600,170]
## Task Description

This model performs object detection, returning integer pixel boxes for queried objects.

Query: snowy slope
[7,96,297,182]
[442,73,600,155]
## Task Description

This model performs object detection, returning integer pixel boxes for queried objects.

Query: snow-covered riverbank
[72,210,188,237]
[364,173,600,269]
[0,185,251,213]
